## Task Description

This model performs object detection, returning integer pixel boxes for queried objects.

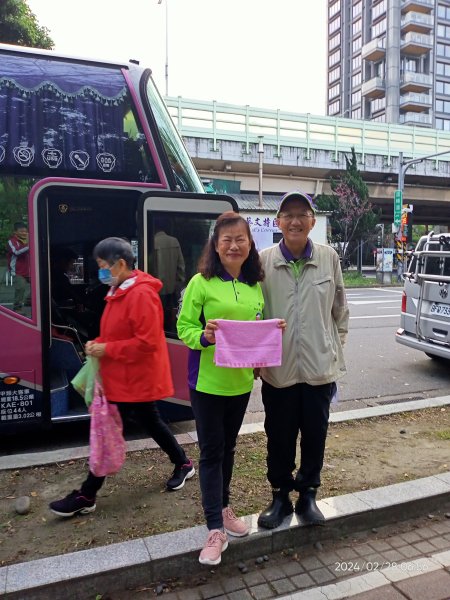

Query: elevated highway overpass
[165,97,450,226]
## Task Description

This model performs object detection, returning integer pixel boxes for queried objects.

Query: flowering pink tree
[316,148,379,268]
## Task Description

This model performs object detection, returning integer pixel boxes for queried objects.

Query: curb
[2,472,450,599]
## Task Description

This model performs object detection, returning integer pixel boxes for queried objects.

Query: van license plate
[430,302,450,316]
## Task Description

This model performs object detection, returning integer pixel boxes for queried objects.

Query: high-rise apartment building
[327,0,450,130]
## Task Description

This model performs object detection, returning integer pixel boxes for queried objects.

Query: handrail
[164,96,450,164]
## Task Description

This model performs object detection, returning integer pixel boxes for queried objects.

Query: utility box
[376,248,394,284]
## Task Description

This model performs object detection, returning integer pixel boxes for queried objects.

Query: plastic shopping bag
[71,356,100,407]
[89,382,126,477]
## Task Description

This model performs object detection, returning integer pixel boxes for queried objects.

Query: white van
[396,232,450,360]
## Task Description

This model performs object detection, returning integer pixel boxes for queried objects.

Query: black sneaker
[49,490,96,517]
[166,459,195,491]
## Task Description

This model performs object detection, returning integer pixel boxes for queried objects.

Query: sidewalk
[1,396,450,600]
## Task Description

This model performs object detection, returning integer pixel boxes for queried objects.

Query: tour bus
[396,231,450,361]
[0,43,237,435]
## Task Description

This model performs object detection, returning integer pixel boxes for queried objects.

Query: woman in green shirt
[177,211,264,566]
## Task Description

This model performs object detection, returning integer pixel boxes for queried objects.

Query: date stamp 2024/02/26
[334,560,429,573]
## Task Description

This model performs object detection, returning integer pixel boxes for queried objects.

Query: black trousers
[190,388,250,530]
[80,401,188,498]
[261,380,334,492]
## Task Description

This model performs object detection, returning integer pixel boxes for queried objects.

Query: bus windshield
[145,75,203,193]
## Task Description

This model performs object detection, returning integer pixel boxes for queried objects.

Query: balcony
[361,77,385,99]
[400,92,432,111]
[399,112,432,126]
[362,38,386,62]
[400,71,432,92]
[401,32,433,55]
[401,12,433,34]
[401,0,434,15]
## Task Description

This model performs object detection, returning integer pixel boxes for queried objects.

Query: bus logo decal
[440,286,448,299]
[96,152,116,173]
[42,148,63,169]
[13,146,34,167]
[0,146,5,163]
[69,150,90,170]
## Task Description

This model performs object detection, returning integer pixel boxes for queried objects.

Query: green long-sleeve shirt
[176,272,264,395]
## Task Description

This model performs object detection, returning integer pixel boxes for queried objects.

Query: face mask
[98,268,118,286]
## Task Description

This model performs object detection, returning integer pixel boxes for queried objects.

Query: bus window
[148,211,214,335]
[0,54,158,183]
[0,182,32,319]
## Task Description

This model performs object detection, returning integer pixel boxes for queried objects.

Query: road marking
[348,300,400,305]
[350,314,398,319]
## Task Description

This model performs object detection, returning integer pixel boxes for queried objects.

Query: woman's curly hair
[198,211,264,285]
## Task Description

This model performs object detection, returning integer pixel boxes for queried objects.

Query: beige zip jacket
[259,241,349,387]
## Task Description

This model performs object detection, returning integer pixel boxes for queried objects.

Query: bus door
[38,183,143,427]
[138,191,237,422]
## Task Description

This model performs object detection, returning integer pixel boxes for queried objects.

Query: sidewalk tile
[280,561,305,577]
[431,522,450,535]
[196,581,225,598]
[400,531,422,544]
[386,535,409,549]
[335,546,359,560]
[369,540,392,552]
[291,572,315,589]
[429,537,450,551]
[309,567,336,584]
[350,584,406,600]
[395,569,450,600]
[241,571,266,587]
[248,583,272,600]
[398,545,422,559]
[222,576,246,594]
[228,590,254,600]
[317,550,341,565]
[300,556,325,571]
[271,578,296,595]
[413,540,437,554]
[260,565,285,581]
[432,549,450,567]
[354,543,374,556]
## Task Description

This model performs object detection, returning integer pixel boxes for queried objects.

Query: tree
[0,0,54,49]
[315,147,380,270]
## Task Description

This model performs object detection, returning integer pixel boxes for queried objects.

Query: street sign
[394,190,402,226]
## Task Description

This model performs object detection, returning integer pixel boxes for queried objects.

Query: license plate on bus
[430,302,450,316]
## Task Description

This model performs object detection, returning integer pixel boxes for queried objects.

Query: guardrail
[164,96,450,166]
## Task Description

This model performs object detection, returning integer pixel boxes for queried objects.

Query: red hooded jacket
[96,270,174,402]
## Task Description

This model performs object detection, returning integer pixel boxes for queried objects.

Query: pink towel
[214,319,282,368]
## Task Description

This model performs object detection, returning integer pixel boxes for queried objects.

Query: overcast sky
[26,0,327,115]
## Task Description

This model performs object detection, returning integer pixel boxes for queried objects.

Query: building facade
[327,0,450,130]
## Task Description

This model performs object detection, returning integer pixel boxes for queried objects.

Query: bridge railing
[164,96,450,165]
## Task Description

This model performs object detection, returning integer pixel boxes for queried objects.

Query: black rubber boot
[295,487,325,526]
[257,489,293,530]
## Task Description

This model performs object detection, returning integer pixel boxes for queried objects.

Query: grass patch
[435,429,450,440]
[343,271,399,288]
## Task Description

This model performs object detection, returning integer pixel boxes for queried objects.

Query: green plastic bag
[71,356,100,407]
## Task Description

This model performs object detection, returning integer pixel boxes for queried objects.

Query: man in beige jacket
[257,191,349,530]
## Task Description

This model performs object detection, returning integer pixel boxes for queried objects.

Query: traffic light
[377,232,382,247]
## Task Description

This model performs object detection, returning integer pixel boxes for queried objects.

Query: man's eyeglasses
[278,212,314,222]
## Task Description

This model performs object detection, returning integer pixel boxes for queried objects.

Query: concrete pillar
[385,0,401,123]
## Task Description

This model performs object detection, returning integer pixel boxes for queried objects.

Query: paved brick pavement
[105,509,450,599]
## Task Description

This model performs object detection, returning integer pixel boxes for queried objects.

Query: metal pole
[258,137,264,208]
[158,0,169,96]
[165,0,169,96]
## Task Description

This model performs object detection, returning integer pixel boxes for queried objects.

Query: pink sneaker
[222,506,250,537]
[199,529,228,565]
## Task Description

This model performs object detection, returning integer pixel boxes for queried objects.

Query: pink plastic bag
[89,382,126,477]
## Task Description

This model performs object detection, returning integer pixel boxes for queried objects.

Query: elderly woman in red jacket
[49,237,194,517]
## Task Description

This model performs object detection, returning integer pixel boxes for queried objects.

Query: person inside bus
[49,237,195,518]
[50,246,97,340]
[177,212,273,566]
[151,216,186,331]
[7,222,30,314]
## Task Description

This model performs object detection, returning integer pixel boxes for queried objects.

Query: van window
[0,54,158,182]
